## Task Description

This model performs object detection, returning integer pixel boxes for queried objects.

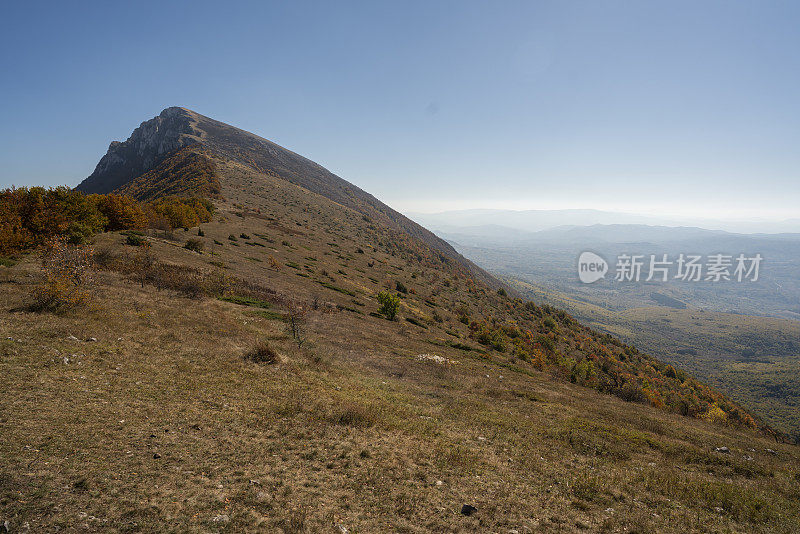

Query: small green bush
[184,238,204,252]
[125,234,148,247]
[376,291,400,320]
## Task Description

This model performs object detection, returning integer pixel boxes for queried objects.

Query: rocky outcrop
[77,107,203,194]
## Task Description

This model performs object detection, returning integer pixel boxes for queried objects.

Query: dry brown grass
[1,184,799,533]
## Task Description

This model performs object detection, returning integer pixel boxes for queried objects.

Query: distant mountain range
[408,208,800,235]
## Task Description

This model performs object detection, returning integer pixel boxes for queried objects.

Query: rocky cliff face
[77,107,204,194]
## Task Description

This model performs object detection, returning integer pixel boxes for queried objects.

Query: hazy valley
[416,216,800,440]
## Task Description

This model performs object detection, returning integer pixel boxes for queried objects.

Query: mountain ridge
[76,107,500,288]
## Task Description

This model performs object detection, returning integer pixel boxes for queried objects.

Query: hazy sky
[2,1,799,220]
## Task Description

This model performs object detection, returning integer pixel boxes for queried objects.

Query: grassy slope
[2,165,800,532]
[510,279,800,440]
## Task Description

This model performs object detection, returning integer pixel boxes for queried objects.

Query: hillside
[509,278,800,441]
[428,221,800,438]
[1,108,798,532]
[77,107,498,289]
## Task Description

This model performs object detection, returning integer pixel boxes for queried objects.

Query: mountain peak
[78,107,204,194]
[76,107,500,287]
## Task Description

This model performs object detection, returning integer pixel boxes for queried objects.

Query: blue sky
[1,0,799,219]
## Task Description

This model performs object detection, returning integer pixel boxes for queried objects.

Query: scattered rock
[714,447,730,454]
[336,524,349,534]
[153,453,161,459]
[87,337,97,342]
[212,514,230,523]
[67,335,79,341]
[460,504,477,516]
[416,353,453,364]
[249,479,261,486]
[765,448,777,455]
[2,520,9,532]
[435,480,444,486]
[743,455,753,461]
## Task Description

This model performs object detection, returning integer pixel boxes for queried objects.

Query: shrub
[614,381,647,403]
[240,233,250,239]
[536,333,556,353]
[286,300,308,347]
[147,197,214,229]
[28,237,93,313]
[497,288,507,297]
[405,317,427,329]
[183,238,204,252]
[245,341,279,364]
[125,233,149,247]
[395,280,408,293]
[64,221,96,245]
[376,291,400,320]
[268,255,281,271]
[197,228,204,237]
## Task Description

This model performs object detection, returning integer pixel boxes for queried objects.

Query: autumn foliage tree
[0,187,215,255]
